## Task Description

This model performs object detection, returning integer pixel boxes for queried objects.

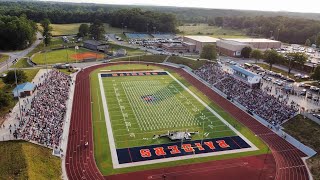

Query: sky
[40,0,320,13]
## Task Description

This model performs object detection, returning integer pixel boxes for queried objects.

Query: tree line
[0,2,178,33]
[208,16,320,45]
[0,15,37,50]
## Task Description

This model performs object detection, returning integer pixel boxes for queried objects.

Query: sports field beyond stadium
[98,69,258,168]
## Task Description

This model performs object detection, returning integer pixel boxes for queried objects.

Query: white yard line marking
[98,72,259,169]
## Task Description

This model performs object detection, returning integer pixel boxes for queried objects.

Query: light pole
[153,26,156,34]
[277,28,280,40]
[12,59,23,122]
[121,23,124,34]
[43,36,49,74]
[147,23,149,33]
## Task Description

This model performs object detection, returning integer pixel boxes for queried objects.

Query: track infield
[90,64,269,175]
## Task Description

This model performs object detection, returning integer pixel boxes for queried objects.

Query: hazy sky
[40,0,320,13]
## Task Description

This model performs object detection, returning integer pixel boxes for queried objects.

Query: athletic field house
[65,61,312,180]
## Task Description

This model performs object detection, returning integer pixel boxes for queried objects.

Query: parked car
[299,89,307,96]
[307,92,313,99]
[310,86,320,92]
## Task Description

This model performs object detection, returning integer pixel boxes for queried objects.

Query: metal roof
[12,82,35,97]
[184,36,219,43]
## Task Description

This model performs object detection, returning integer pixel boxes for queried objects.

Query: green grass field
[167,56,209,69]
[0,141,61,180]
[90,64,269,175]
[102,73,236,148]
[178,24,248,38]
[108,43,144,56]
[38,23,132,36]
[0,54,9,64]
[32,48,102,65]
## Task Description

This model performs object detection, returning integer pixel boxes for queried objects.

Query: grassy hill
[0,141,61,180]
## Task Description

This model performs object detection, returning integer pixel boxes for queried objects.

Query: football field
[98,70,257,168]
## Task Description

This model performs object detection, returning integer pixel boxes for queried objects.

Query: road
[0,32,42,73]
[218,56,307,76]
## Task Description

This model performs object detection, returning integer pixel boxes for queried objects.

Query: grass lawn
[11,58,32,68]
[27,42,44,58]
[178,24,248,38]
[38,23,131,36]
[108,43,144,56]
[90,64,269,175]
[0,141,61,179]
[282,115,320,180]
[0,54,9,64]
[112,54,167,63]
[32,48,102,65]
[167,56,209,69]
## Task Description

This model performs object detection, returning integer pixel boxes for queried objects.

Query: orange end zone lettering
[194,143,205,151]
[140,149,151,158]
[216,140,230,148]
[167,145,181,154]
[153,147,166,156]
[204,141,215,150]
[182,144,193,152]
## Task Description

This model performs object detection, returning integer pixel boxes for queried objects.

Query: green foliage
[89,20,105,40]
[285,52,307,74]
[110,8,177,33]
[241,46,252,58]
[250,49,263,63]
[214,17,224,26]
[167,56,208,69]
[200,44,217,60]
[78,23,89,37]
[40,18,52,46]
[263,49,280,70]
[311,66,320,81]
[3,70,27,84]
[0,90,12,111]
[0,15,37,50]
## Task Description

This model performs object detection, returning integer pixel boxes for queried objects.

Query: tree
[0,90,12,111]
[89,20,105,40]
[200,44,217,60]
[3,70,27,85]
[305,39,311,47]
[263,50,280,70]
[311,66,320,81]
[214,17,224,27]
[78,24,89,37]
[40,18,52,46]
[286,52,307,74]
[0,15,37,50]
[241,47,252,58]
[250,49,263,63]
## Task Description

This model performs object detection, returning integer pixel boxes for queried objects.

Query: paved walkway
[0,69,51,141]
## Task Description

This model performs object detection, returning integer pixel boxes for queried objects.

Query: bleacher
[125,33,152,39]
[151,34,175,39]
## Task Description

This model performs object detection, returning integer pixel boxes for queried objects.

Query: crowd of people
[194,64,298,125]
[17,70,71,148]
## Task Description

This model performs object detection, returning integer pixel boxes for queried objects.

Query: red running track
[65,62,310,180]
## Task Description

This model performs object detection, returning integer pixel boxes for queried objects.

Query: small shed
[12,82,35,98]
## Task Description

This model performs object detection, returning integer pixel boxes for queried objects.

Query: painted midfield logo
[141,95,158,103]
